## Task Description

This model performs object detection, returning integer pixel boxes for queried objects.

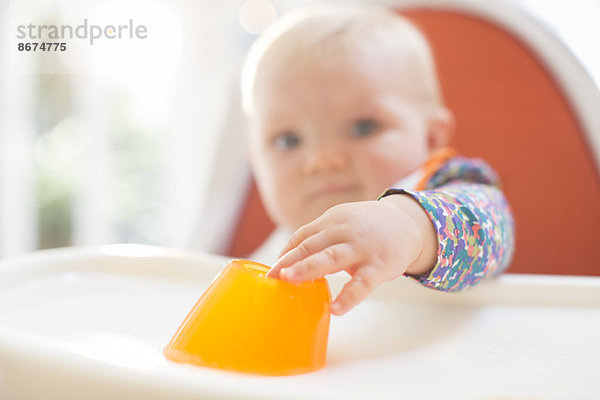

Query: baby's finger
[268,229,335,278]
[278,227,341,266]
[330,265,379,315]
[276,221,321,260]
[279,242,355,282]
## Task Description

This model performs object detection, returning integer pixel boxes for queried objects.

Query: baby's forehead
[256,46,429,107]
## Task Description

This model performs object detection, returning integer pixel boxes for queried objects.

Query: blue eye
[273,132,301,150]
[351,119,379,137]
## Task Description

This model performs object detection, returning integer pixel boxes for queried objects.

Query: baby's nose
[304,144,349,174]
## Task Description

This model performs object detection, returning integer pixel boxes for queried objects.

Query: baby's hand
[268,195,438,315]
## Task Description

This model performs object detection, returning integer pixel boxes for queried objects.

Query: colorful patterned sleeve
[379,157,515,291]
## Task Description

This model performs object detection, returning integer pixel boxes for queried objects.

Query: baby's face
[249,54,435,231]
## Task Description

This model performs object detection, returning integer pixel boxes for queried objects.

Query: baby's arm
[269,179,515,315]
[391,182,515,291]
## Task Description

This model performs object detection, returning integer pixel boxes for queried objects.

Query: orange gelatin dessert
[163,259,331,375]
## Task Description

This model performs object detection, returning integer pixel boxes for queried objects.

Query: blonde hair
[241,4,443,116]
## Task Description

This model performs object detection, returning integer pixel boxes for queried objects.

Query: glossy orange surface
[164,259,331,375]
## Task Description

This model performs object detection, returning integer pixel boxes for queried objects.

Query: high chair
[225,0,600,276]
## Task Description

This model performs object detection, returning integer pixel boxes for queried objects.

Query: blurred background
[0,0,599,260]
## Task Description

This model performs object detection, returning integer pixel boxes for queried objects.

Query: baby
[241,5,515,315]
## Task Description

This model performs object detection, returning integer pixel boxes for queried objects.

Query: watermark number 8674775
[17,42,67,51]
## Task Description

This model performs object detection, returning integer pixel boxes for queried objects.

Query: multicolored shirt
[379,150,515,291]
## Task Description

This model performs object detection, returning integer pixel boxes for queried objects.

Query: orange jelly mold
[163,259,332,375]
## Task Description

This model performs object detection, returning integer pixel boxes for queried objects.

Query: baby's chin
[288,193,369,229]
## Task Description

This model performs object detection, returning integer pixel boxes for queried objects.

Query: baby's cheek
[362,159,411,194]
[374,146,427,186]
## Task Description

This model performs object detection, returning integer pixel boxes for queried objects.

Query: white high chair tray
[0,245,598,400]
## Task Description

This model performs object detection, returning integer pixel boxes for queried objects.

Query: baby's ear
[426,106,455,151]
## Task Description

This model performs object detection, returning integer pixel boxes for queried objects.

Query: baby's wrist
[379,194,438,276]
